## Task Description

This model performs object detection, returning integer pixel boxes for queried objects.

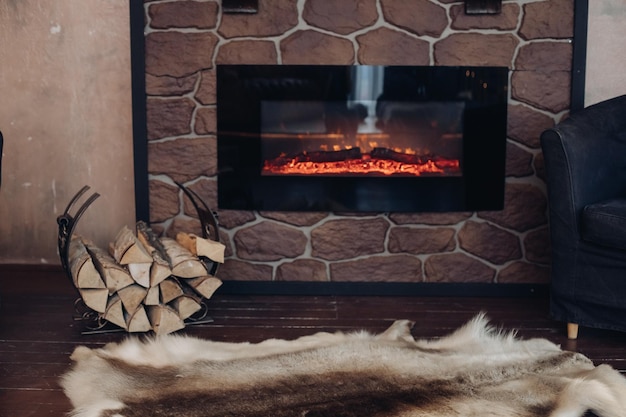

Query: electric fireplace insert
[217,65,508,212]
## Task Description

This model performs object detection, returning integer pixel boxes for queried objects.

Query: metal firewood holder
[57,183,221,334]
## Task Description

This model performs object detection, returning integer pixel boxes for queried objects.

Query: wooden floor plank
[2,266,626,416]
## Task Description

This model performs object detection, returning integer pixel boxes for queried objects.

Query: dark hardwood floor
[1,265,625,417]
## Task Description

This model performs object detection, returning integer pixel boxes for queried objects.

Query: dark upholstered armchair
[541,95,626,339]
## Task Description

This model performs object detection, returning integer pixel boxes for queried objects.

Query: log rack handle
[56,185,100,285]
[175,181,221,276]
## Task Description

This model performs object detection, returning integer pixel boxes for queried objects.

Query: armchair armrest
[541,95,626,239]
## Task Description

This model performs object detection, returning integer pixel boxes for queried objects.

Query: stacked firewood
[67,221,224,335]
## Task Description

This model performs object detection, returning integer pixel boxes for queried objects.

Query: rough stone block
[194,107,216,135]
[149,137,217,183]
[507,104,556,149]
[182,178,218,217]
[276,259,328,281]
[215,210,256,230]
[146,97,195,140]
[217,259,273,281]
[388,212,472,226]
[356,27,430,65]
[303,0,378,35]
[146,31,217,77]
[505,141,534,178]
[381,0,447,37]
[219,1,298,38]
[311,218,389,261]
[195,70,216,106]
[425,253,495,283]
[458,221,522,265]
[281,30,355,65]
[498,261,550,283]
[511,70,570,113]
[149,180,180,223]
[478,183,547,232]
[519,0,574,40]
[388,227,456,254]
[330,255,422,282]
[523,227,551,265]
[148,1,218,29]
[516,42,572,71]
[434,33,519,67]
[234,221,307,261]
[216,40,278,65]
[146,73,198,97]
[259,212,329,227]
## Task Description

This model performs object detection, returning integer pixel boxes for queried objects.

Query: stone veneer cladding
[144,0,574,284]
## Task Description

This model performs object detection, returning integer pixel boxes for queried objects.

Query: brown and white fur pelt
[61,314,626,417]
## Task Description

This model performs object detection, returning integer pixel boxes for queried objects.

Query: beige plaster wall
[0,1,135,264]
[585,0,626,106]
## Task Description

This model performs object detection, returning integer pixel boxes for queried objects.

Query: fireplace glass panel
[217,65,508,213]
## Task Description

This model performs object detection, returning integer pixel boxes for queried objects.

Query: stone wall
[145,0,573,284]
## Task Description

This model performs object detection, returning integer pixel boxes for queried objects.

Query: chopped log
[148,305,185,335]
[85,243,134,293]
[136,221,171,264]
[176,232,225,263]
[161,237,208,278]
[127,263,151,288]
[104,295,128,330]
[127,305,152,333]
[136,221,173,286]
[109,226,153,265]
[144,286,160,306]
[68,237,106,289]
[159,278,184,304]
[195,237,226,264]
[174,232,196,255]
[117,284,148,314]
[150,256,171,288]
[185,275,222,299]
[169,294,202,320]
[78,288,108,314]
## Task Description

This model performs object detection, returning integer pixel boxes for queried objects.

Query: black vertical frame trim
[130,0,150,222]
[571,0,588,113]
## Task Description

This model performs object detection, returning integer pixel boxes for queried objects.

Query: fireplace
[217,65,508,212]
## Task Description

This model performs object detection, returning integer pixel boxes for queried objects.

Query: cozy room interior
[1,0,626,416]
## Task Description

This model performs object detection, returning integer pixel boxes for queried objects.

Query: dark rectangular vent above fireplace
[217,65,508,213]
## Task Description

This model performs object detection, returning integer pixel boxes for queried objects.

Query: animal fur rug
[61,314,626,417]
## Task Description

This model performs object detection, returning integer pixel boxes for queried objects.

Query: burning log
[66,222,224,334]
[369,147,430,165]
[297,148,362,163]
[268,148,363,167]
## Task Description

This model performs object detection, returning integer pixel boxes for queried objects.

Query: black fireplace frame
[217,65,508,213]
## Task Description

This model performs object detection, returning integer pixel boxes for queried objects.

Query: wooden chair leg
[567,322,579,340]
